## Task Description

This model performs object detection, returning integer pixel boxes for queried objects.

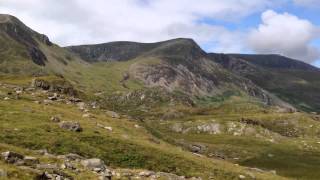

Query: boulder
[139,171,155,177]
[36,164,59,170]
[23,156,39,166]
[1,151,24,164]
[106,111,120,118]
[190,144,206,153]
[81,158,105,172]
[50,116,61,123]
[82,113,94,118]
[100,169,112,180]
[57,153,84,162]
[59,121,82,132]
[77,102,86,110]
[69,97,82,103]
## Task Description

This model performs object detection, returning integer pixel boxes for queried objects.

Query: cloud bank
[248,10,320,63]
[0,0,275,49]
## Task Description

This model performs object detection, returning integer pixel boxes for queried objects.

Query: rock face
[59,121,82,132]
[31,78,78,96]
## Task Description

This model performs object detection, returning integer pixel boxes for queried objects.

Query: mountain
[209,53,320,112]
[0,14,86,76]
[67,39,294,111]
[2,14,320,180]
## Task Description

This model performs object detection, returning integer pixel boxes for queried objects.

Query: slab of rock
[81,158,105,172]
[139,170,155,177]
[24,156,39,166]
[36,163,59,170]
[1,151,24,164]
[59,121,82,132]
[58,153,84,162]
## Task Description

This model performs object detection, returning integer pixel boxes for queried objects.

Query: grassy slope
[0,77,286,180]
[145,97,320,180]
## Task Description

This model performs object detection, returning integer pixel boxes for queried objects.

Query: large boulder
[59,121,82,132]
[81,158,105,172]
[1,151,24,164]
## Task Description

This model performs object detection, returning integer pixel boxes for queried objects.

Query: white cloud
[248,10,320,63]
[0,0,278,49]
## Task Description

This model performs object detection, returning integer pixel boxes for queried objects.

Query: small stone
[82,113,94,118]
[104,127,113,131]
[239,174,246,179]
[134,124,140,128]
[106,111,120,119]
[51,116,61,123]
[4,97,10,100]
[77,102,86,110]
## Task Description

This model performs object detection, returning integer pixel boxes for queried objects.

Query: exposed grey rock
[1,151,24,164]
[77,102,86,110]
[23,156,39,166]
[197,123,221,134]
[100,169,112,180]
[106,111,120,118]
[59,121,82,132]
[81,158,105,172]
[156,172,186,180]
[51,116,61,123]
[190,144,206,153]
[36,163,59,170]
[62,153,84,161]
[138,170,155,177]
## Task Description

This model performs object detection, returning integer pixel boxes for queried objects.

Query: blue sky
[1,0,320,67]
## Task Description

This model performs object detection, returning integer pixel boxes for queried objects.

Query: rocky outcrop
[59,121,82,132]
[31,78,78,96]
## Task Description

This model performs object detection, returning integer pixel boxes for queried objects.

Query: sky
[0,0,320,67]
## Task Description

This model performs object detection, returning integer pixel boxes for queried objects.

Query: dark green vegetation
[0,14,320,179]
[210,53,320,113]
